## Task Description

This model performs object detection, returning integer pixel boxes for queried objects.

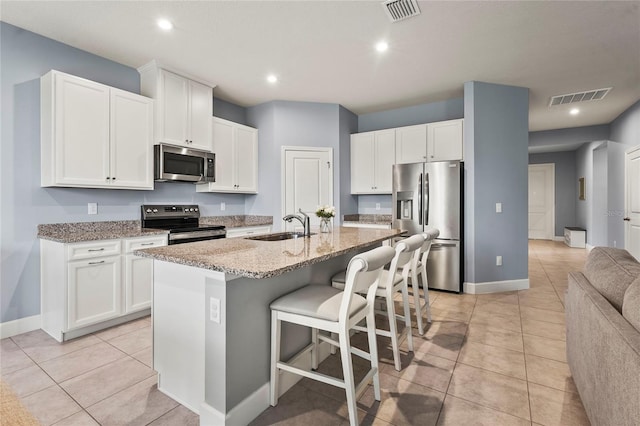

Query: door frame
[625,144,640,258]
[280,146,334,225]
[528,163,555,240]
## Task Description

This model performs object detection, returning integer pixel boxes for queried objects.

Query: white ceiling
[2,1,639,132]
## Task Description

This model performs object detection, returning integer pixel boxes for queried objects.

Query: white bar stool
[269,245,396,426]
[331,234,424,371]
[410,228,439,335]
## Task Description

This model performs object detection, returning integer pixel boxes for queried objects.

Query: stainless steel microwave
[154,144,215,183]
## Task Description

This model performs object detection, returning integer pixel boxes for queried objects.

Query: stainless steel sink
[245,231,315,241]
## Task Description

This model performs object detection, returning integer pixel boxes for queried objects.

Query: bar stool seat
[270,245,396,426]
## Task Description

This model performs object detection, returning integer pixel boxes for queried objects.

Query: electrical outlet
[375,203,381,211]
[496,203,502,213]
[496,255,503,266]
[88,203,98,215]
[220,202,226,211]
[210,297,221,323]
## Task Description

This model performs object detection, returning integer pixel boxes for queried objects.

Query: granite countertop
[134,226,402,279]
[37,215,274,243]
[37,221,167,243]
[200,215,273,228]
[343,214,392,225]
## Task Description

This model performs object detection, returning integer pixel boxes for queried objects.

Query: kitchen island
[135,226,402,425]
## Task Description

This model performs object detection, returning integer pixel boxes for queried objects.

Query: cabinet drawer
[124,235,168,253]
[226,226,272,239]
[67,240,121,261]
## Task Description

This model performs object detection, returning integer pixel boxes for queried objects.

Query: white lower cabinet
[68,255,122,330]
[225,225,272,238]
[41,235,167,342]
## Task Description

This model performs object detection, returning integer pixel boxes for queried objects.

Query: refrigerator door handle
[418,173,423,225]
[425,172,430,225]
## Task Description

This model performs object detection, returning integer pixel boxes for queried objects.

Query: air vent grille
[549,88,612,107]
[382,0,421,22]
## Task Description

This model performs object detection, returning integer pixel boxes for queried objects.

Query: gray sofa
[566,247,640,426]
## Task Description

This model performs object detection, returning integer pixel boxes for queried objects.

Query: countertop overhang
[134,227,402,279]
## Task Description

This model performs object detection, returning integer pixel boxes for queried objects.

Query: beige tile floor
[1,240,589,425]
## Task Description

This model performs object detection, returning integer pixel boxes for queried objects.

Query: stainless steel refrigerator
[392,161,463,292]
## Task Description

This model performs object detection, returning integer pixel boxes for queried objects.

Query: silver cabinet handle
[140,242,154,246]
[88,248,105,252]
[88,260,105,265]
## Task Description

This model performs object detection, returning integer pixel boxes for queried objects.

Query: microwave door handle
[418,173,423,226]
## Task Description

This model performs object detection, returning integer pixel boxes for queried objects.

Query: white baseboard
[199,341,332,425]
[464,279,529,294]
[0,315,41,339]
[586,244,595,252]
[552,236,565,242]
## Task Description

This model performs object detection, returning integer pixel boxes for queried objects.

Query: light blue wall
[0,22,246,323]
[610,99,640,145]
[529,125,610,151]
[528,152,577,236]
[464,81,529,284]
[338,106,359,218]
[214,97,247,125]
[355,97,465,214]
[245,101,345,230]
[358,98,464,132]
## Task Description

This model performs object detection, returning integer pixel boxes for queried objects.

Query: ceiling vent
[382,0,421,22]
[549,87,612,107]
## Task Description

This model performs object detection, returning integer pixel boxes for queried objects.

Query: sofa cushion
[623,276,640,332]
[583,247,640,312]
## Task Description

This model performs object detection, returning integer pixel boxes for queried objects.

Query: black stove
[141,204,226,245]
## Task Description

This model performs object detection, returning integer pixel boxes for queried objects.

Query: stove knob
[194,208,199,212]
[152,209,158,213]
[146,209,152,213]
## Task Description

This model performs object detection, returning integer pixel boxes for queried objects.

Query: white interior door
[528,164,555,240]
[625,146,640,260]
[282,147,333,232]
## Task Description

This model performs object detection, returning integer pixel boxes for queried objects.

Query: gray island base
[135,227,402,425]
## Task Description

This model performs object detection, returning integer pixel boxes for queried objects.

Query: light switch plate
[376,203,381,210]
[220,202,226,211]
[88,203,98,215]
[496,202,502,213]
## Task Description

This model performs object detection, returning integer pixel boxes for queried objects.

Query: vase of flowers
[316,205,335,233]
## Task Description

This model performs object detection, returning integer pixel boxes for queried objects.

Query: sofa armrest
[566,272,640,426]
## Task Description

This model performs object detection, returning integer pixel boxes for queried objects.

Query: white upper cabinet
[196,117,258,193]
[41,70,153,190]
[139,61,214,152]
[395,124,427,164]
[351,129,395,194]
[427,119,464,162]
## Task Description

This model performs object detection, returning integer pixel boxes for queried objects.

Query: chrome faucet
[283,208,311,237]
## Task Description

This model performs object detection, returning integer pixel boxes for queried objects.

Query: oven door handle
[169,230,226,242]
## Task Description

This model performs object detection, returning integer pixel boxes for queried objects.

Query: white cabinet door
[110,89,154,189]
[351,132,376,193]
[68,255,122,330]
[374,129,396,193]
[53,72,110,187]
[427,119,463,162]
[209,118,235,191]
[159,70,189,146]
[351,130,395,194]
[187,80,213,151]
[395,124,427,164]
[124,254,152,313]
[197,118,258,193]
[235,125,258,192]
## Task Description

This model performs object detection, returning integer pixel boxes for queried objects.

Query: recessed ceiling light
[157,19,173,31]
[375,41,388,52]
[267,75,278,84]
[570,108,580,115]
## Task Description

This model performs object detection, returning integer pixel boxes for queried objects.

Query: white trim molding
[0,315,41,339]
[553,235,565,242]
[464,279,529,294]
[586,243,595,252]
